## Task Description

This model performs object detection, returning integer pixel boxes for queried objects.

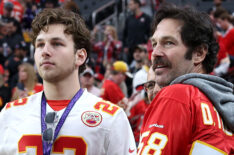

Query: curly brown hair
[31,8,91,73]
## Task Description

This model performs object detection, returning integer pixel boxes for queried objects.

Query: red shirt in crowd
[100,79,124,104]
[219,28,234,56]
[128,99,149,143]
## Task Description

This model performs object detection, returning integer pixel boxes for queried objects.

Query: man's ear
[75,48,87,67]
[192,44,208,65]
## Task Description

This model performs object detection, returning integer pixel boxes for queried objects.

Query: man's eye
[145,81,156,90]
[152,42,157,48]
[164,41,174,47]
[36,43,44,48]
[53,42,63,46]
[148,84,155,89]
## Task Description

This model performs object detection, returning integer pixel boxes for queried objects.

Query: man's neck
[85,85,93,91]
[43,74,80,100]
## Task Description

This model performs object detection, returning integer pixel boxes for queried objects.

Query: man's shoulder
[81,91,124,121]
[1,92,42,113]
[163,83,196,92]
[0,92,42,127]
[158,84,200,100]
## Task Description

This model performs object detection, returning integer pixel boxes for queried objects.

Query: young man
[138,4,234,155]
[0,8,136,155]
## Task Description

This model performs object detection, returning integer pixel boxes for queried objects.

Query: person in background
[126,65,148,145]
[80,67,101,97]
[11,62,43,101]
[215,12,234,68]
[138,3,234,154]
[0,72,11,112]
[0,1,24,22]
[127,66,161,145]
[3,19,24,52]
[4,42,28,90]
[129,44,148,75]
[0,8,136,154]
[144,66,161,102]
[101,61,132,109]
[92,25,122,74]
[212,28,230,77]
[123,0,151,63]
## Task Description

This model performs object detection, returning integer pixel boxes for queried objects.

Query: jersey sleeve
[107,109,137,155]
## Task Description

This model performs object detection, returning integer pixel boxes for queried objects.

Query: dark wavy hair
[31,8,91,73]
[152,3,219,73]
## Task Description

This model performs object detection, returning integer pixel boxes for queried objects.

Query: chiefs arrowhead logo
[81,111,102,127]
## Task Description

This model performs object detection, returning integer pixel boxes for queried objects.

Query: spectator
[130,44,148,75]
[0,21,8,65]
[80,67,101,97]
[11,62,43,101]
[101,61,132,109]
[93,25,122,74]
[21,0,39,31]
[213,30,230,76]
[0,1,14,23]
[144,66,161,102]
[138,4,234,154]
[62,0,80,14]
[127,91,148,145]
[0,8,136,154]
[0,1,24,23]
[213,7,228,34]
[0,72,11,112]
[126,66,148,145]
[4,19,24,51]
[123,0,151,63]
[4,42,28,89]
[216,12,234,67]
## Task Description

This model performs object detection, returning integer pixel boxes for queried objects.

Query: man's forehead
[35,25,71,42]
[151,18,183,40]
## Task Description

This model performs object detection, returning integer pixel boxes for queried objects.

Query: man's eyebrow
[50,37,65,42]
[150,37,155,43]
[35,37,65,43]
[151,36,177,42]
[35,38,43,43]
[160,36,177,41]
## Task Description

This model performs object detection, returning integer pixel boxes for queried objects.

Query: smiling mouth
[156,65,167,69]
[153,64,167,70]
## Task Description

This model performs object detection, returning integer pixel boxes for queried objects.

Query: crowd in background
[0,0,234,144]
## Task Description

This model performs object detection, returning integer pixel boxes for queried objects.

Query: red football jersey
[138,84,234,155]
[100,79,125,104]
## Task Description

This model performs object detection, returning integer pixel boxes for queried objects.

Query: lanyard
[41,88,84,155]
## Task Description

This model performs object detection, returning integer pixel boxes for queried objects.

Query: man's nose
[152,45,164,57]
[41,43,52,57]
